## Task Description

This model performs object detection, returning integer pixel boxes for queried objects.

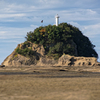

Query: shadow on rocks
[0,65,5,67]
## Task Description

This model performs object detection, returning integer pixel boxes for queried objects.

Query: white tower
[55,14,59,26]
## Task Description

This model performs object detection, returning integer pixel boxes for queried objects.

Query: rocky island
[1,23,100,71]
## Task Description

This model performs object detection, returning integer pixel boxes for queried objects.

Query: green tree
[24,23,98,58]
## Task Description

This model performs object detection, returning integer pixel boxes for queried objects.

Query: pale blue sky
[0,0,100,64]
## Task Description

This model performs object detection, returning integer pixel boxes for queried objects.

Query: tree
[24,23,98,58]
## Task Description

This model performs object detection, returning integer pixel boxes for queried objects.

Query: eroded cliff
[1,42,100,67]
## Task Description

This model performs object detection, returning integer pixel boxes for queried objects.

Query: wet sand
[0,66,100,100]
[0,71,100,78]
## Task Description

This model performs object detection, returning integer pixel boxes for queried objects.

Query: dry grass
[0,72,100,100]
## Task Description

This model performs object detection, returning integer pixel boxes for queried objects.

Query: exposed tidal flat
[0,66,100,100]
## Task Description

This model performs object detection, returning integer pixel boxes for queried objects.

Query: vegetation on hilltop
[16,23,98,59]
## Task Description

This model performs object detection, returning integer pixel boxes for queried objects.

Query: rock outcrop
[58,55,98,66]
[1,42,100,67]
[2,42,45,66]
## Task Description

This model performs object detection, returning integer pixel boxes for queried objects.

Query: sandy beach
[0,66,100,100]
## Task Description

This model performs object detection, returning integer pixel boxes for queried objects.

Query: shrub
[15,47,35,57]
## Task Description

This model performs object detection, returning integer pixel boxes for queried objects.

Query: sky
[0,0,100,64]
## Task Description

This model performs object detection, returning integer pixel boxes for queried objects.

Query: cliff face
[1,42,100,67]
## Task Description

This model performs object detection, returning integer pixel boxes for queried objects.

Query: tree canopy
[24,23,98,59]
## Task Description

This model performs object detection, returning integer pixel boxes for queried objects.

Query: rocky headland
[1,23,100,72]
